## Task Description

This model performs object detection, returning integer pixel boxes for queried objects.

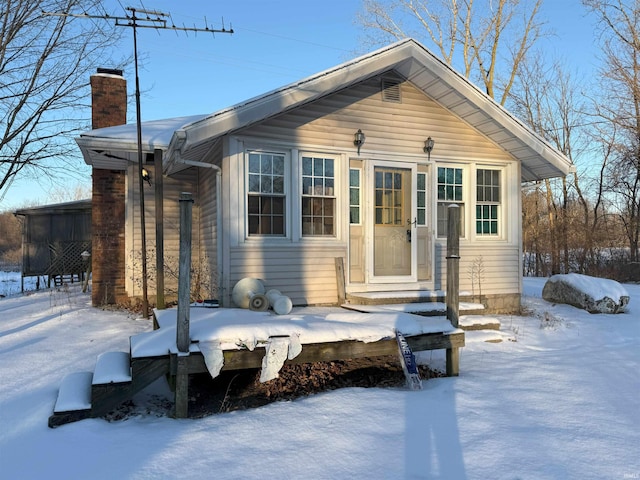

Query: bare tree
[358,0,546,105]
[585,0,640,263]
[507,48,625,276]
[0,0,126,201]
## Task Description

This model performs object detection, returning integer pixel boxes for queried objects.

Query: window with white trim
[247,152,286,236]
[476,168,501,236]
[349,168,361,224]
[301,156,335,236]
[437,166,465,237]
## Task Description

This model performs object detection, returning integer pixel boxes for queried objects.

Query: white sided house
[77,39,573,313]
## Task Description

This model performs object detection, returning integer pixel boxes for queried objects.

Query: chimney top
[96,67,123,77]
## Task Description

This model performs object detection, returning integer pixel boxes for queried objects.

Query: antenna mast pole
[43,7,233,319]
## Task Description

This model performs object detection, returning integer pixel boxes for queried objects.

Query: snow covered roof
[77,38,573,181]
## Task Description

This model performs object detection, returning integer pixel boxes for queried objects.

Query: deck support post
[446,205,460,376]
[174,192,193,418]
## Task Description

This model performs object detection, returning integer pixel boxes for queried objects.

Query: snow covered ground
[0,272,638,479]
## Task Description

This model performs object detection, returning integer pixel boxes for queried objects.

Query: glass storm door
[373,166,413,278]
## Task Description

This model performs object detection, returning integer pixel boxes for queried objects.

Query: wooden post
[335,257,346,305]
[176,192,193,352]
[175,192,193,419]
[446,204,460,376]
[154,149,165,312]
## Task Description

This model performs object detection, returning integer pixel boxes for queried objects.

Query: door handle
[406,229,411,243]
[407,218,417,227]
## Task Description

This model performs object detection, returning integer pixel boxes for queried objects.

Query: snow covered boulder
[542,273,630,314]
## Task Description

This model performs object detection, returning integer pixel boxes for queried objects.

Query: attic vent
[381,78,402,103]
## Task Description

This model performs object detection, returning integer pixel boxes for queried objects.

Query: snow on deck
[131,307,457,358]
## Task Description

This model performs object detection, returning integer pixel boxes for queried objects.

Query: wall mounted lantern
[141,167,152,186]
[354,129,366,156]
[424,137,435,161]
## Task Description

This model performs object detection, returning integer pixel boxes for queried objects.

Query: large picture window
[247,152,285,236]
[476,169,501,236]
[301,156,335,236]
[437,166,465,237]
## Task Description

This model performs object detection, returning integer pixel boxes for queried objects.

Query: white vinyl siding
[126,165,202,299]
[241,77,514,162]
[229,245,346,305]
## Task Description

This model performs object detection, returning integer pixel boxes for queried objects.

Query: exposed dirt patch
[103,356,442,422]
[188,355,443,417]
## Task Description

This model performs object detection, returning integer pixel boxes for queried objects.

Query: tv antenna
[43,7,233,319]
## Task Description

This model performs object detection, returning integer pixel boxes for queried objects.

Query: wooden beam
[169,331,465,376]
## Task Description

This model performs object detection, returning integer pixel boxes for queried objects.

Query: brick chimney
[90,68,128,306]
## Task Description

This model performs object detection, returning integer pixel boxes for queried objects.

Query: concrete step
[342,301,485,318]
[459,315,501,331]
[346,290,448,305]
[464,329,516,344]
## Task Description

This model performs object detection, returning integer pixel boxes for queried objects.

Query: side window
[437,166,465,237]
[476,169,501,236]
[349,168,361,224]
[247,152,286,236]
[301,156,335,236]
[417,172,427,225]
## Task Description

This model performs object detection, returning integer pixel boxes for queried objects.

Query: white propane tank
[231,278,269,311]
[265,289,293,315]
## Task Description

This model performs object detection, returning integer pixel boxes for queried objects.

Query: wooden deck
[48,308,465,428]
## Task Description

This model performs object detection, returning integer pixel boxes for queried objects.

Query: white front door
[369,162,417,283]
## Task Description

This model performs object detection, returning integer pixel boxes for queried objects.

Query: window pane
[417,173,425,190]
[384,172,393,189]
[325,160,334,177]
[273,156,284,175]
[249,174,260,193]
[375,171,383,188]
[273,176,284,194]
[302,157,312,176]
[350,207,360,224]
[314,158,324,176]
[350,169,360,187]
[350,188,359,206]
[394,173,402,189]
[249,154,260,173]
[261,176,272,193]
[261,155,272,174]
